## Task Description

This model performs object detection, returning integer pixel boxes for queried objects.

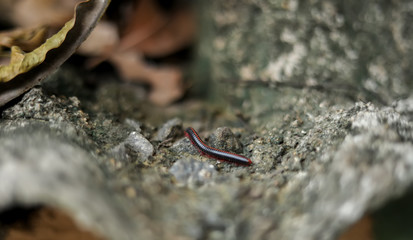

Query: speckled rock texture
[198,0,413,105]
[0,1,412,239]
[0,74,411,239]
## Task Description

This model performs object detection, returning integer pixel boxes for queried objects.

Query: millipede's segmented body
[184,127,252,166]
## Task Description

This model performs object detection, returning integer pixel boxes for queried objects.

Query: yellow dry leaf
[0,26,48,52]
[9,46,25,65]
[0,0,110,107]
[0,18,75,83]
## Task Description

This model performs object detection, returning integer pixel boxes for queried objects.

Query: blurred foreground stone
[0,121,138,240]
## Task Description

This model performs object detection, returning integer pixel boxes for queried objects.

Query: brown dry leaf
[118,0,196,57]
[101,0,196,106]
[0,0,110,107]
[77,20,119,57]
[117,0,169,54]
[338,215,373,240]
[110,51,184,106]
[57,0,195,106]
[127,5,196,57]
[0,0,82,28]
[6,207,106,240]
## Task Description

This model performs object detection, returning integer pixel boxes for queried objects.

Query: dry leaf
[100,0,196,105]
[110,51,184,106]
[128,6,196,57]
[118,0,195,57]
[0,19,75,83]
[0,0,81,28]
[77,20,119,57]
[117,0,168,53]
[0,26,49,52]
[0,0,110,107]
[3,0,196,106]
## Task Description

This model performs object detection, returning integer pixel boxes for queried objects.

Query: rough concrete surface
[0,1,412,239]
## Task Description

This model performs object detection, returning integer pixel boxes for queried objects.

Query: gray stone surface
[0,67,412,240]
[275,101,413,240]
[208,127,244,154]
[0,1,412,239]
[170,158,217,187]
[155,117,183,141]
[0,122,138,240]
[110,131,154,164]
[197,0,413,105]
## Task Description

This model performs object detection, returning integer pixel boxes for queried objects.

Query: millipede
[184,127,252,166]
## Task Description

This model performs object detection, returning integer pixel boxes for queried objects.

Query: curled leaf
[0,0,110,107]
[0,20,74,83]
[0,26,48,52]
